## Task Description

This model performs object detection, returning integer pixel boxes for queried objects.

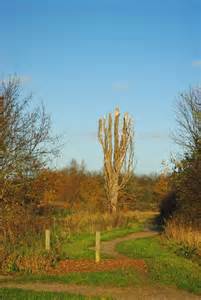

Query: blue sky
[0,0,201,173]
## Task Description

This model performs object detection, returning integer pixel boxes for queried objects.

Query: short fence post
[45,229,50,251]
[95,231,100,263]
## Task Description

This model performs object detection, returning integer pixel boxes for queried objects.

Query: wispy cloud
[137,131,170,141]
[112,81,129,92]
[192,60,201,67]
[19,75,32,84]
[76,130,170,142]
[72,131,97,141]
[0,75,31,85]
[85,131,97,140]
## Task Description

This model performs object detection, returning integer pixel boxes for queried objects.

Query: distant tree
[174,86,201,154]
[153,163,170,204]
[0,76,59,206]
[170,86,201,226]
[98,107,134,213]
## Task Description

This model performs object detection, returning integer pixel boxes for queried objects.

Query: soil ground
[0,280,200,300]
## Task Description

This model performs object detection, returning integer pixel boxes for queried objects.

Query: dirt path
[101,230,159,258]
[0,282,200,300]
[0,230,200,299]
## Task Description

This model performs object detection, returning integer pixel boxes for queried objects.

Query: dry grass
[165,218,201,256]
[57,210,158,235]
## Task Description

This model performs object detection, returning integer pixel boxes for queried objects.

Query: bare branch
[0,75,60,204]
[173,86,201,154]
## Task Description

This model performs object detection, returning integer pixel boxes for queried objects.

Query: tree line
[0,76,201,229]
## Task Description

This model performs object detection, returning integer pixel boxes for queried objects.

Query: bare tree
[174,86,201,154]
[0,76,59,204]
[98,107,134,213]
[171,86,201,226]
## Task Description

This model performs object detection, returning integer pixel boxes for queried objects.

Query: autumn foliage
[30,160,165,214]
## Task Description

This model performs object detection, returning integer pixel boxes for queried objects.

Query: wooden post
[95,231,100,263]
[45,229,50,251]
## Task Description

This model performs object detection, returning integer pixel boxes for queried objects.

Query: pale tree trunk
[108,179,118,213]
[110,194,118,213]
[98,108,134,213]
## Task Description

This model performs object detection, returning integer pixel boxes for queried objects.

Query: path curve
[101,230,159,258]
[0,230,200,299]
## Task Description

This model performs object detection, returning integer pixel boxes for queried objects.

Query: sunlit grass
[117,236,201,294]
[61,222,144,259]
[164,218,201,257]
[0,288,111,299]
[10,268,147,288]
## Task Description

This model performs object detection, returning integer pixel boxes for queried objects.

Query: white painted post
[45,229,50,251]
[96,231,100,263]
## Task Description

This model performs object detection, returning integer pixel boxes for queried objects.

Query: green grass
[101,223,144,241]
[4,223,201,295]
[11,268,146,288]
[62,223,144,259]
[61,233,95,259]
[0,288,111,299]
[117,236,201,294]
[0,223,147,290]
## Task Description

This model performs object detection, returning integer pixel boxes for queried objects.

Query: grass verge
[9,268,147,288]
[62,222,144,259]
[116,236,201,294]
[0,288,111,299]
